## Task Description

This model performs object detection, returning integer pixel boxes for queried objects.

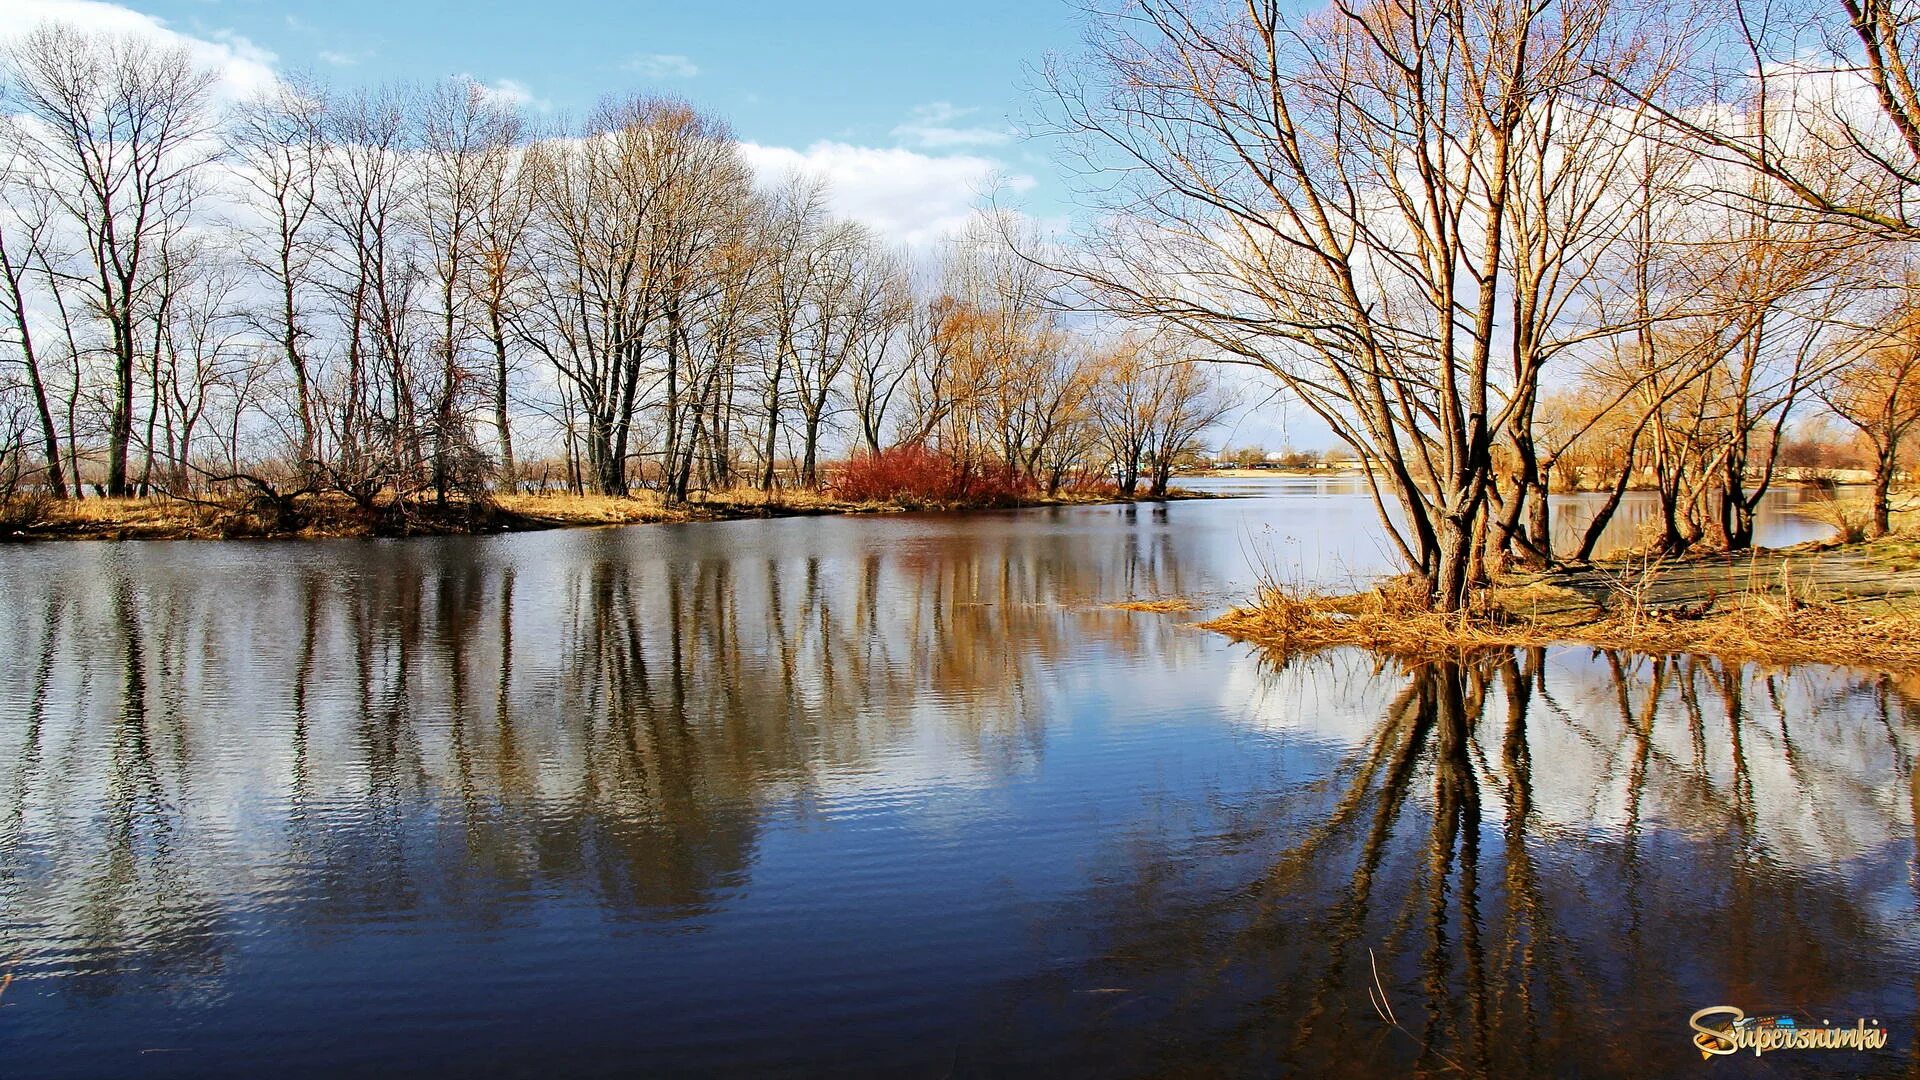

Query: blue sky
[0,0,1310,449]
[135,0,1080,144]
[1,0,1096,247]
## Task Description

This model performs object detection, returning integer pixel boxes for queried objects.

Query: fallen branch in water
[1366,948,1468,1073]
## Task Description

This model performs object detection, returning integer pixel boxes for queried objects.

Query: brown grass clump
[5,480,1215,543]
[1205,575,1920,672]
[8,491,701,541]
[1204,579,1541,662]
[1802,488,1875,544]
[694,486,900,515]
[1108,597,1201,613]
[490,492,696,527]
[12,495,236,539]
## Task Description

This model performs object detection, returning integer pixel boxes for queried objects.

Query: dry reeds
[490,492,695,526]
[1803,487,1874,544]
[8,491,694,541]
[1108,597,1201,613]
[1204,573,1920,671]
[7,481,1212,543]
[1203,578,1543,661]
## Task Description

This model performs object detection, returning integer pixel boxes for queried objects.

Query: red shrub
[831,445,1037,507]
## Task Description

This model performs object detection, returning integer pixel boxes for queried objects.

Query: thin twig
[1364,948,1470,1074]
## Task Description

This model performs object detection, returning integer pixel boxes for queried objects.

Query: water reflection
[0,521,1210,978]
[0,493,1909,1077]
[1017,649,1919,1077]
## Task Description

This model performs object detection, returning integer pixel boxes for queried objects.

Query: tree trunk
[0,232,66,498]
[107,319,135,498]
[1148,457,1171,497]
[801,405,825,489]
[491,309,514,493]
[1432,510,1478,614]
[1870,445,1895,538]
[759,363,783,493]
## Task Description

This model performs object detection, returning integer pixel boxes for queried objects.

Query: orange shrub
[831,445,1037,507]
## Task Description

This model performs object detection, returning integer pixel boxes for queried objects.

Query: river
[0,479,1910,1077]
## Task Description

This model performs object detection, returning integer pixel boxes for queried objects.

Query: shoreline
[1202,534,1920,672]
[0,488,1218,543]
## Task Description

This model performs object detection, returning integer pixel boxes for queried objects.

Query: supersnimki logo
[1689,1007,1889,1059]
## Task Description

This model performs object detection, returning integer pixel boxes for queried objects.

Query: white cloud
[317,49,361,68]
[460,74,551,114]
[891,102,1011,149]
[0,0,280,102]
[738,140,1033,249]
[625,52,699,79]
[0,3,1025,252]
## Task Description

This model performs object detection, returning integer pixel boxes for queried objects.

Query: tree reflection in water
[1008,648,1919,1078]
[0,523,1912,1077]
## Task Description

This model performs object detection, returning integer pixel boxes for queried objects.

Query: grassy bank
[1204,533,1920,671]
[0,486,1207,542]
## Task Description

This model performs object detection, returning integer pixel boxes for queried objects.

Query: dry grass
[9,495,232,539]
[1204,572,1920,671]
[696,484,1210,515]
[490,492,697,526]
[1108,597,1202,613]
[3,482,1216,543]
[1802,488,1876,544]
[6,491,701,541]
[694,486,900,515]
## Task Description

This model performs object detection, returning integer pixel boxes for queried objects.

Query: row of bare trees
[1043,0,1920,609]
[0,21,1226,515]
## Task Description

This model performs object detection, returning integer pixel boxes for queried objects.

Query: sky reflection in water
[0,481,1909,1078]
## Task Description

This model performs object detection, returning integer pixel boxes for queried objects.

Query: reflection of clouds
[1513,651,1912,867]
[0,507,1227,976]
[0,499,1910,1075]
[1026,648,1919,1078]
[1219,648,1409,750]
[1222,645,1915,870]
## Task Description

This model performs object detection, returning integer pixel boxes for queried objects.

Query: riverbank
[0,487,1211,542]
[1204,532,1920,671]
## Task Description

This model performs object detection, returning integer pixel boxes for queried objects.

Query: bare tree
[754,175,834,492]
[1631,0,1920,239]
[0,123,65,495]
[1689,202,1864,549]
[1,23,217,496]
[522,98,747,495]
[1823,292,1920,535]
[1041,0,1683,609]
[469,110,538,491]
[313,84,423,505]
[152,247,250,491]
[845,249,919,456]
[1140,353,1233,497]
[228,76,327,472]
[790,219,874,487]
[418,77,525,502]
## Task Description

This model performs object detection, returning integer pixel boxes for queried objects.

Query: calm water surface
[0,479,1912,1078]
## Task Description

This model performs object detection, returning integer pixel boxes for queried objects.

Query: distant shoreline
[0,488,1217,544]
[1180,467,1366,479]
[1182,467,1880,491]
